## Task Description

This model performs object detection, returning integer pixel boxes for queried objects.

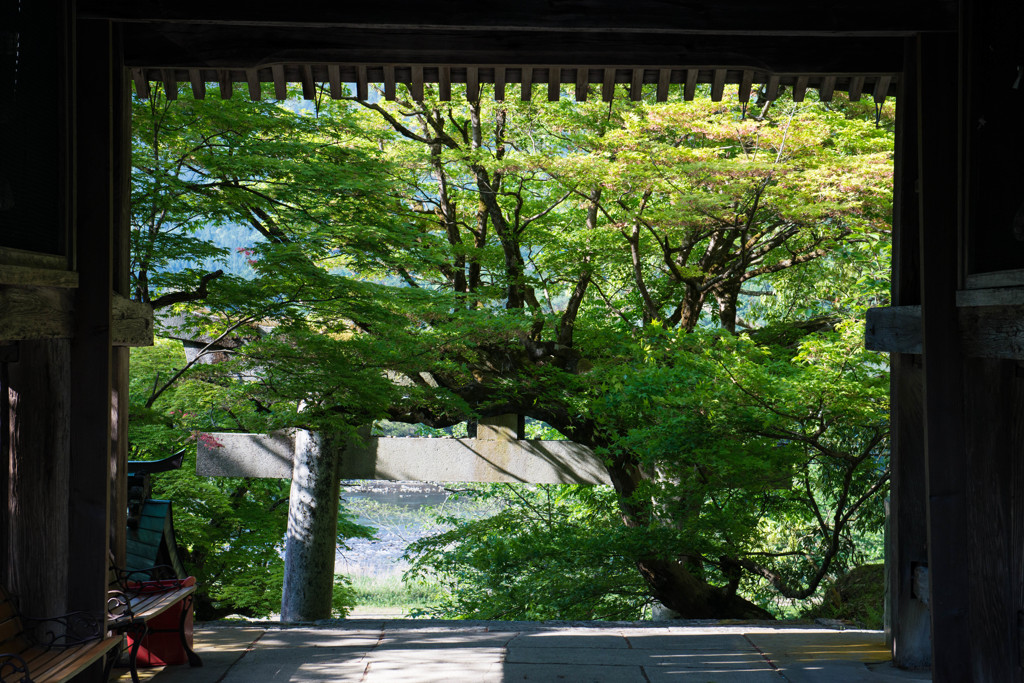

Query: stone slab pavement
[111,619,932,682]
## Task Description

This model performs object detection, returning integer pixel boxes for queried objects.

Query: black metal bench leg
[103,638,124,682]
[127,623,147,683]
[179,595,203,667]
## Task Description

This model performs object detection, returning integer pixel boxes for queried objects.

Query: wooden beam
[130,64,898,104]
[793,74,808,101]
[710,68,725,101]
[575,66,589,101]
[327,64,342,99]
[547,66,561,102]
[217,69,232,99]
[684,68,697,100]
[246,68,262,100]
[81,1,959,36]
[656,68,670,101]
[866,305,922,355]
[819,75,836,102]
[117,25,908,76]
[160,68,176,99]
[602,67,615,101]
[0,287,74,340]
[356,64,368,100]
[966,269,1024,289]
[300,64,315,100]
[765,74,780,100]
[466,65,479,101]
[188,68,204,99]
[112,293,154,347]
[956,287,1024,307]
[409,64,423,101]
[383,64,396,100]
[867,302,1024,361]
[520,66,532,101]
[131,68,150,98]
[0,264,78,288]
[272,64,286,99]
[873,75,892,104]
[737,70,753,102]
[438,65,451,101]
[494,66,506,101]
[848,75,865,101]
[630,67,643,101]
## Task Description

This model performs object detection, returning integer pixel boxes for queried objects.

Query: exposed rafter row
[130,66,896,105]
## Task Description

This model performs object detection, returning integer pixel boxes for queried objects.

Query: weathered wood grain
[889,355,932,668]
[956,286,1024,307]
[0,264,78,288]
[866,304,1024,361]
[4,339,72,619]
[0,287,74,340]
[965,269,1024,290]
[866,305,922,355]
[0,247,70,271]
[965,358,1018,682]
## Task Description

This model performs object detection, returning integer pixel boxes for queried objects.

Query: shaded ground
[112,619,931,682]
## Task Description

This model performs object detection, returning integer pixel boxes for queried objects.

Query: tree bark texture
[281,429,341,622]
[604,454,773,620]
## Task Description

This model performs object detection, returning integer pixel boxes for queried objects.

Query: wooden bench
[0,586,122,683]
[107,572,202,683]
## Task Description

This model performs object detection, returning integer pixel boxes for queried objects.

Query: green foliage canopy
[128,81,894,619]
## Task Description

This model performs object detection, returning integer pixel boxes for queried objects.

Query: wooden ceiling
[81,0,958,103]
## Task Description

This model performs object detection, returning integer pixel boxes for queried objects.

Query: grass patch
[347,572,441,613]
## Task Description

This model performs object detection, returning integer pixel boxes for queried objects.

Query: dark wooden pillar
[917,31,971,683]
[886,37,930,669]
[67,16,115,617]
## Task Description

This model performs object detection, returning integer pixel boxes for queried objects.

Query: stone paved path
[113,620,932,682]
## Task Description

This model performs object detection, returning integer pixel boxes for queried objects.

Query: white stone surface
[198,431,611,485]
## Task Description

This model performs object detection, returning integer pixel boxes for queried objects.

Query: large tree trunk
[281,429,341,622]
[604,451,773,620]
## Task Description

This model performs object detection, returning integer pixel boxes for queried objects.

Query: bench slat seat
[0,586,121,683]
[108,576,202,683]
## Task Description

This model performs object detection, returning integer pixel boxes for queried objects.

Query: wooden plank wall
[963,357,1023,681]
[0,2,75,622]
[956,1,1024,679]
[2,340,72,618]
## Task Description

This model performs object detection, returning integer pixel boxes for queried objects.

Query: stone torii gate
[197,415,609,621]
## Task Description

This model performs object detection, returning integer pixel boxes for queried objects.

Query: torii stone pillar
[281,429,341,622]
[197,415,609,622]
